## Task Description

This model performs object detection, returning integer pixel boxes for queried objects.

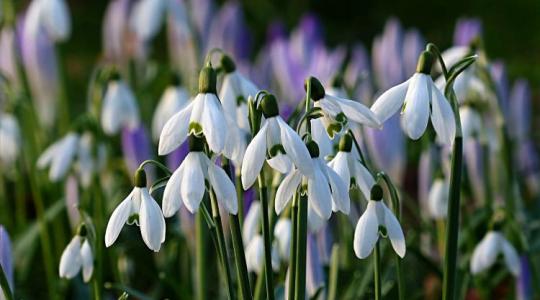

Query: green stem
[288,193,298,300]
[230,214,252,300]
[257,174,274,300]
[0,258,13,300]
[374,241,382,300]
[327,245,340,300]
[294,195,308,300]
[195,209,208,300]
[138,160,172,176]
[92,178,104,300]
[208,190,235,300]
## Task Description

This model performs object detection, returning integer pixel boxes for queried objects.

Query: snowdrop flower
[245,235,280,274]
[152,75,190,141]
[37,132,79,181]
[162,135,238,216]
[130,0,167,41]
[158,64,228,155]
[371,50,456,144]
[59,225,93,282]
[0,113,21,166]
[427,177,449,219]
[105,169,166,252]
[460,105,482,141]
[328,134,375,199]
[470,230,520,276]
[25,0,71,42]
[275,140,349,219]
[307,77,381,140]
[354,185,405,259]
[101,73,140,135]
[241,94,314,189]
[274,218,292,261]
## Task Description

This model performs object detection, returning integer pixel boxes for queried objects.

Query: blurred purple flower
[64,175,80,229]
[165,141,189,170]
[0,226,13,294]
[517,255,532,300]
[453,18,482,46]
[509,79,531,142]
[102,0,132,65]
[490,61,510,115]
[315,224,333,265]
[372,18,405,89]
[0,27,20,87]
[345,43,372,101]
[306,234,324,297]
[402,29,425,77]
[518,140,540,196]
[121,125,154,179]
[464,139,485,204]
[187,0,215,44]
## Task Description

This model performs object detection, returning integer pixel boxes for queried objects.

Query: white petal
[353,201,379,259]
[274,218,292,261]
[267,154,292,174]
[49,133,79,181]
[241,122,268,189]
[370,80,409,123]
[37,141,60,169]
[130,0,166,41]
[81,240,94,282]
[317,98,341,116]
[41,0,71,41]
[218,74,239,118]
[245,235,265,274]
[242,201,261,242]
[427,179,449,219]
[329,95,381,128]
[352,160,375,200]
[181,153,206,213]
[208,163,238,214]
[326,166,350,214]
[202,94,227,153]
[307,203,326,232]
[430,83,456,145]
[152,86,189,141]
[501,238,520,276]
[402,74,430,140]
[470,231,501,274]
[162,162,186,217]
[329,152,350,189]
[104,191,134,247]
[278,117,314,176]
[311,118,333,158]
[59,236,82,279]
[382,203,406,257]
[275,169,302,214]
[158,101,194,155]
[307,168,333,220]
[139,188,166,251]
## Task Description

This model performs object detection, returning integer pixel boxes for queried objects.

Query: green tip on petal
[134,168,147,188]
[77,223,87,237]
[260,94,279,118]
[370,184,383,201]
[198,65,217,94]
[339,134,353,152]
[221,55,236,73]
[416,50,434,75]
[305,76,325,101]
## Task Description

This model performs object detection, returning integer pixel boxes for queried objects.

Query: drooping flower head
[101,71,140,135]
[59,224,93,282]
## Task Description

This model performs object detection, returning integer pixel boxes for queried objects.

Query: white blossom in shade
[242,201,261,242]
[245,235,280,274]
[0,113,21,166]
[105,169,166,252]
[37,132,79,182]
[76,132,106,188]
[353,185,405,259]
[459,105,482,141]
[328,134,375,200]
[158,66,227,156]
[273,218,292,261]
[0,27,19,86]
[275,141,349,220]
[130,0,166,41]
[427,178,449,219]
[152,84,190,141]
[59,235,93,282]
[470,230,520,276]
[241,94,314,189]
[101,78,140,135]
[162,137,237,216]
[370,51,456,145]
[39,0,72,41]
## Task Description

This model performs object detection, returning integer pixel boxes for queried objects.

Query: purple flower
[121,125,154,179]
[490,61,510,115]
[306,234,324,297]
[345,43,373,101]
[453,18,482,46]
[372,18,405,89]
[165,141,189,170]
[102,0,133,65]
[517,255,532,300]
[509,79,531,142]
[187,0,215,44]
[518,140,540,196]
[402,29,425,77]
[463,139,485,204]
[0,226,13,294]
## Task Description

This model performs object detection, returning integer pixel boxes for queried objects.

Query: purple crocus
[372,18,405,89]
[306,233,324,297]
[490,61,510,115]
[509,79,531,142]
[345,43,373,101]
[453,18,482,46]
[121,125,154,180]
[402,29,425,77]
[102,0,133,65]
[0,226,13,296]
[517,255,533,300]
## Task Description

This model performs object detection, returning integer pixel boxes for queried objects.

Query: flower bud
[134,168,147,187]
[416,50,434,75]
[198,65,217,94]
[260,94,279,118]
[305,76,325,101]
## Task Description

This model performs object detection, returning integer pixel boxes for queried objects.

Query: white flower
[101,78,140,135]
[371,51,456,145]
[273,218,292,261]
[275,141,349,219]
[105,169,166,252]
[130,0,166,41]
[328,134,375,199]
[242,201,261,242]
[353,185,405,259]
[470,230,520,276]
[427,178,449,219]
[245,235,280,274]
[76,132,106,188]
[162,137,237,216]
[39,0,71,41]
[241,94,314,189]
[59,235,93,282]
[37,132,79,181]
[459,106,482,141]
[152,84,190,141]
[158,66,227,156]
[0,113,21,166]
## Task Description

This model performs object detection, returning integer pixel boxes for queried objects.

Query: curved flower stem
[208,189,235,300]
[257,173,275,300]
[0,259,13,300]
[294,195,308,300]
[426,43,449,80]
[347,130,371,172]
[288,192,299,300]
[138,160,172,176]
[374,241,382,300]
